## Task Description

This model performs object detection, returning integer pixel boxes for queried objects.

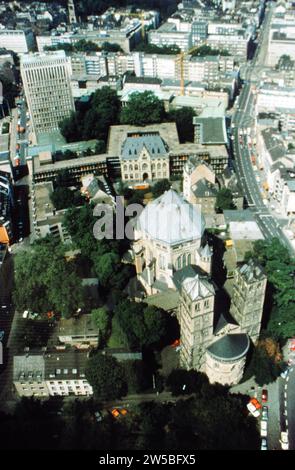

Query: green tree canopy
[59,87,120,143]
[134,43,181,55]
[152,179,171,199]
[50,187,84,210]
[215,188,236,212]
[13,238,85,318]
[113,300,168,349]
[86,353,127,399]
[120,91,166,126]
[246,239,295,340]
[91,307,111,343]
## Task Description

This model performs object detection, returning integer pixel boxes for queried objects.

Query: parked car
[261,438,267,451]
[280,432,289,450]
[260,420,268,437]
[247,402,260,418]
[262,389,268,402]
[261,406,268,421]
[111,408,120,418]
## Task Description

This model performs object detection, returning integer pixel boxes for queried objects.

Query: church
[131,189,267,386]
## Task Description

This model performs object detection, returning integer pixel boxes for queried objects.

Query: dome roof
[136,189,205,245]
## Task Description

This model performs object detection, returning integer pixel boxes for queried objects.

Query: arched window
[187,253,191,265]
[157,162,161,169]
[182,254,186,268]
[135,164,139,170]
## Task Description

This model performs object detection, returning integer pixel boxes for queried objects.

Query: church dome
[136,189,205,245]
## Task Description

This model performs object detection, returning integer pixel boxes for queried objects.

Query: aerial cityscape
[0,0,294,454]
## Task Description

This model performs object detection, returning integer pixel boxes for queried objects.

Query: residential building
[148,22,192,51]
[256,85,295,112]
[20,51,75,139]
[13,351,93,397]
[206,32,249,61]
[0,29,34,53]
[31,181,71,242]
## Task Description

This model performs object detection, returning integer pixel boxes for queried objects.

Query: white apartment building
[256,85,295,112]
[133,52,177,79]
[20,51,75,137]
[148,23,192,52]
[268,27,295,67]
[13,351,93,398]
[207,22,241,36]
[206,33,249,60]
[0,29,34,53]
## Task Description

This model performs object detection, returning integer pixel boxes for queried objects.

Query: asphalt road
[281,366,295,450]
[231,2,294,255]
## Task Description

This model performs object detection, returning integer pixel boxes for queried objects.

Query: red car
[262,389,268,402]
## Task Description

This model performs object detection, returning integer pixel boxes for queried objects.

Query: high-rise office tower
[20,51,75,138]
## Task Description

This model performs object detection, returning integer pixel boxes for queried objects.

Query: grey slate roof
[173,264,215,300]
[192,179,218,198]
[261,128,286,162]
[239,259,266,283]
[44,351,90,381]
[13,354,45,382]
[121,133,168,161]
[207,334,250,361]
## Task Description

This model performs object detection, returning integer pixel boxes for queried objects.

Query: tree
[93,252,121,286]
[59,87,120,143]
[134,43,180,55]
[246,239,295,340]
[102,42,123,52]
[85,353,127,399]
[13,238,86,318]
[191,45,230,57]
[152,179,171,199]
[59,112,79,143]
[50,187,84,210]
[120,91,165,126]
[215,188,236,212]
[75,39,100,52]
[113,300,168,349]
[245,338,284,386]
[167,107,196,143]
[91,307,111,342]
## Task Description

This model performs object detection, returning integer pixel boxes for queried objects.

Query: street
[231,1,294,255]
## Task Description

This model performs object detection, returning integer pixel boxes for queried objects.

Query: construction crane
[116,11,146,41]
[177,44,205,96]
